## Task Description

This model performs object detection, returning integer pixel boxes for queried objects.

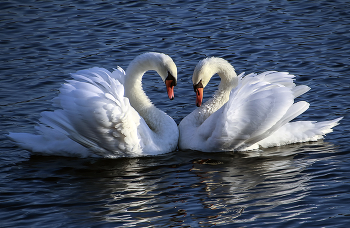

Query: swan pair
[9,52,342,158]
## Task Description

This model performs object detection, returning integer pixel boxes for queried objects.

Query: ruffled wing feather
[44,67,145,157]
[198,72,310,151]
[9,67,146,158]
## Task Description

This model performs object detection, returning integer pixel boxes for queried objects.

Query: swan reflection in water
[40,140,334,226]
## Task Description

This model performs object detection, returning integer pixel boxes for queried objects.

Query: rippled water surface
[1,0,350,227]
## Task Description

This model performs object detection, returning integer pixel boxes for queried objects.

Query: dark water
[1,0,350,227]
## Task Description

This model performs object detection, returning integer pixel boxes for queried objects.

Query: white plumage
[8,54,342,156]
[9,52,179,158]
[179,57,342,152]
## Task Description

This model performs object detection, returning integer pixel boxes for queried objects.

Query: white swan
[178,57,342,152]
[9,52,179,158]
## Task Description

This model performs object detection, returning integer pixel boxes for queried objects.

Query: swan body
[9,52,179,158]
[178,57,342,152]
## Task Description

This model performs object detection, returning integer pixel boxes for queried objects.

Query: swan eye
[193,79,203,93]
[165,72,177,86]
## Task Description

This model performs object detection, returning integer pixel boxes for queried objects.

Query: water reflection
[46,141,335,226]
[1,140,340,226]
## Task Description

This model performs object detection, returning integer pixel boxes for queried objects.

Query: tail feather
[255,117,343,149]
[7,129,92,157]
[315,117,343,135]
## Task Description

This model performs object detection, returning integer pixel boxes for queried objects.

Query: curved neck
[197,58,238,124]
[124,54,165,131]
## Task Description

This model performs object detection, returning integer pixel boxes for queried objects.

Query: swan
[178,57,342,152]
[8,52,179,158]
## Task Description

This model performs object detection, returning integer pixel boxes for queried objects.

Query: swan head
[192,57,237,107]
[152,53,178,100]
[126,52,178,100]
[192,59,212,107]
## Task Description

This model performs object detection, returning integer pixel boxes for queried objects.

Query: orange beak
[165,79,175,100]
[195,87,203,107]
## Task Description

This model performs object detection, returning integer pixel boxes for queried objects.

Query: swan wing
[38,67,144,158]
[200,72,310,151]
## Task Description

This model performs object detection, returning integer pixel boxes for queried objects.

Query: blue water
[1,0,350,227]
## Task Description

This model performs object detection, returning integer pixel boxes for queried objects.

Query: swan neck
[125,61,153,110]
[206,61,238,108]
[217,64,238,93]
[196,59,238,124]
[124,54,165,131]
